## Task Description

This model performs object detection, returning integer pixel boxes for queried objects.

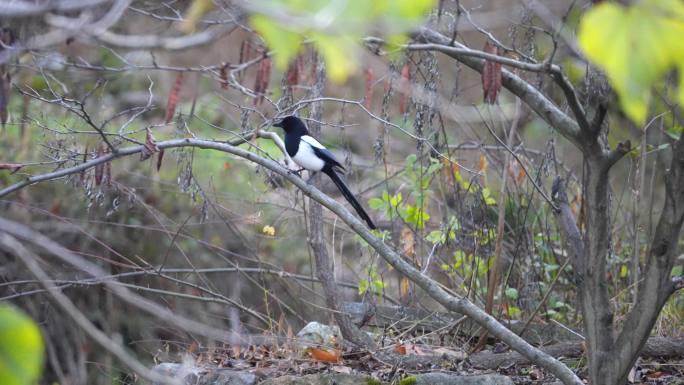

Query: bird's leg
[287,167,306,177]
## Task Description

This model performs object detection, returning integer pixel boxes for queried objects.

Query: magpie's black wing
[301,135,345,171]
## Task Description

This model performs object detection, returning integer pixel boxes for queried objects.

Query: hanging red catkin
[399,63,410,114]
[285,58,299,92]
[254,55,271,106]
[364,67,375,110]
[482,41,502,104]
[165,72,184,123]
[94,146,105,186]
[219,62,229,89]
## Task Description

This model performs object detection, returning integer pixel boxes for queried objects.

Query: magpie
[273,116,377,229]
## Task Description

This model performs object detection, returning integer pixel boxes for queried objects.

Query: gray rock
[295,322,340,350]
[259,374,369,385]
[151,363,256,385]
[414,373,515,385]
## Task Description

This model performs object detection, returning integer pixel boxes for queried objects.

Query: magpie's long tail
[324,169,377,229]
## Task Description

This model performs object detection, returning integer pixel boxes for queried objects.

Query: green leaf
[453,250,466,264]
[578,0,684,124]
[507,306,521,319]
[482,188,497,206]
[368,197,385,210]
[389,192,403,207]
[665,125,683,141]
[505,287,519,301]
[403,204,430,229]
[405,154,417,167]
[358,279,369,295]
[0,304,44,385]
[249,0,436,82]
[671,265,683,277]
[426,230,445,245]
[619,264,629,279]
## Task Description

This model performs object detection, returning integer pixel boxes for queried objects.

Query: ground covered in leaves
[161,332,684,385]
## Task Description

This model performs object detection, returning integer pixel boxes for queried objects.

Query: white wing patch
[292,141,326,171]
[301,135,326,149]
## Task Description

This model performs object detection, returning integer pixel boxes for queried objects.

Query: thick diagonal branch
[0,138,582,385]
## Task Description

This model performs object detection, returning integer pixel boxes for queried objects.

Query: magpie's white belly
[293,144,325,171]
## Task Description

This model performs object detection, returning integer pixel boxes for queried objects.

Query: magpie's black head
[273,116,308,135]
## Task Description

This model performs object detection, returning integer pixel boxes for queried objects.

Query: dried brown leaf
[308,347,340,363]
[157,149,165,171]
[141,128,160,160]
[400,227,415,257]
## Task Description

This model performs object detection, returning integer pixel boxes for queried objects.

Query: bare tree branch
[413,27,583,148]
[0,0,111,17]
[0,233,180,385]
[0,138,583,385]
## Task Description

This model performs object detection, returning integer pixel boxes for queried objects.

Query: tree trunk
[307,56,376,349]
[580,155,619,385]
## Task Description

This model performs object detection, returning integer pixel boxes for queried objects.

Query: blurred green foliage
[0,304,44,385]
[250,0,436,82]
[578,0,684,124]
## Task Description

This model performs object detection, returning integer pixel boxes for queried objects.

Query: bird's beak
[273,120,283,128]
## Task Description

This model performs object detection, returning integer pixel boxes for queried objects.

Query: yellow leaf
[262,225,275,236]
[181,0,214,33]
[0,304,44,385]
[679,63,684,108]
[619,265,629,279]
[250,15,301,69]
[478,153,488,173]
[313,34,357,83]
[400,277,411,299]
[578,0,684,124]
